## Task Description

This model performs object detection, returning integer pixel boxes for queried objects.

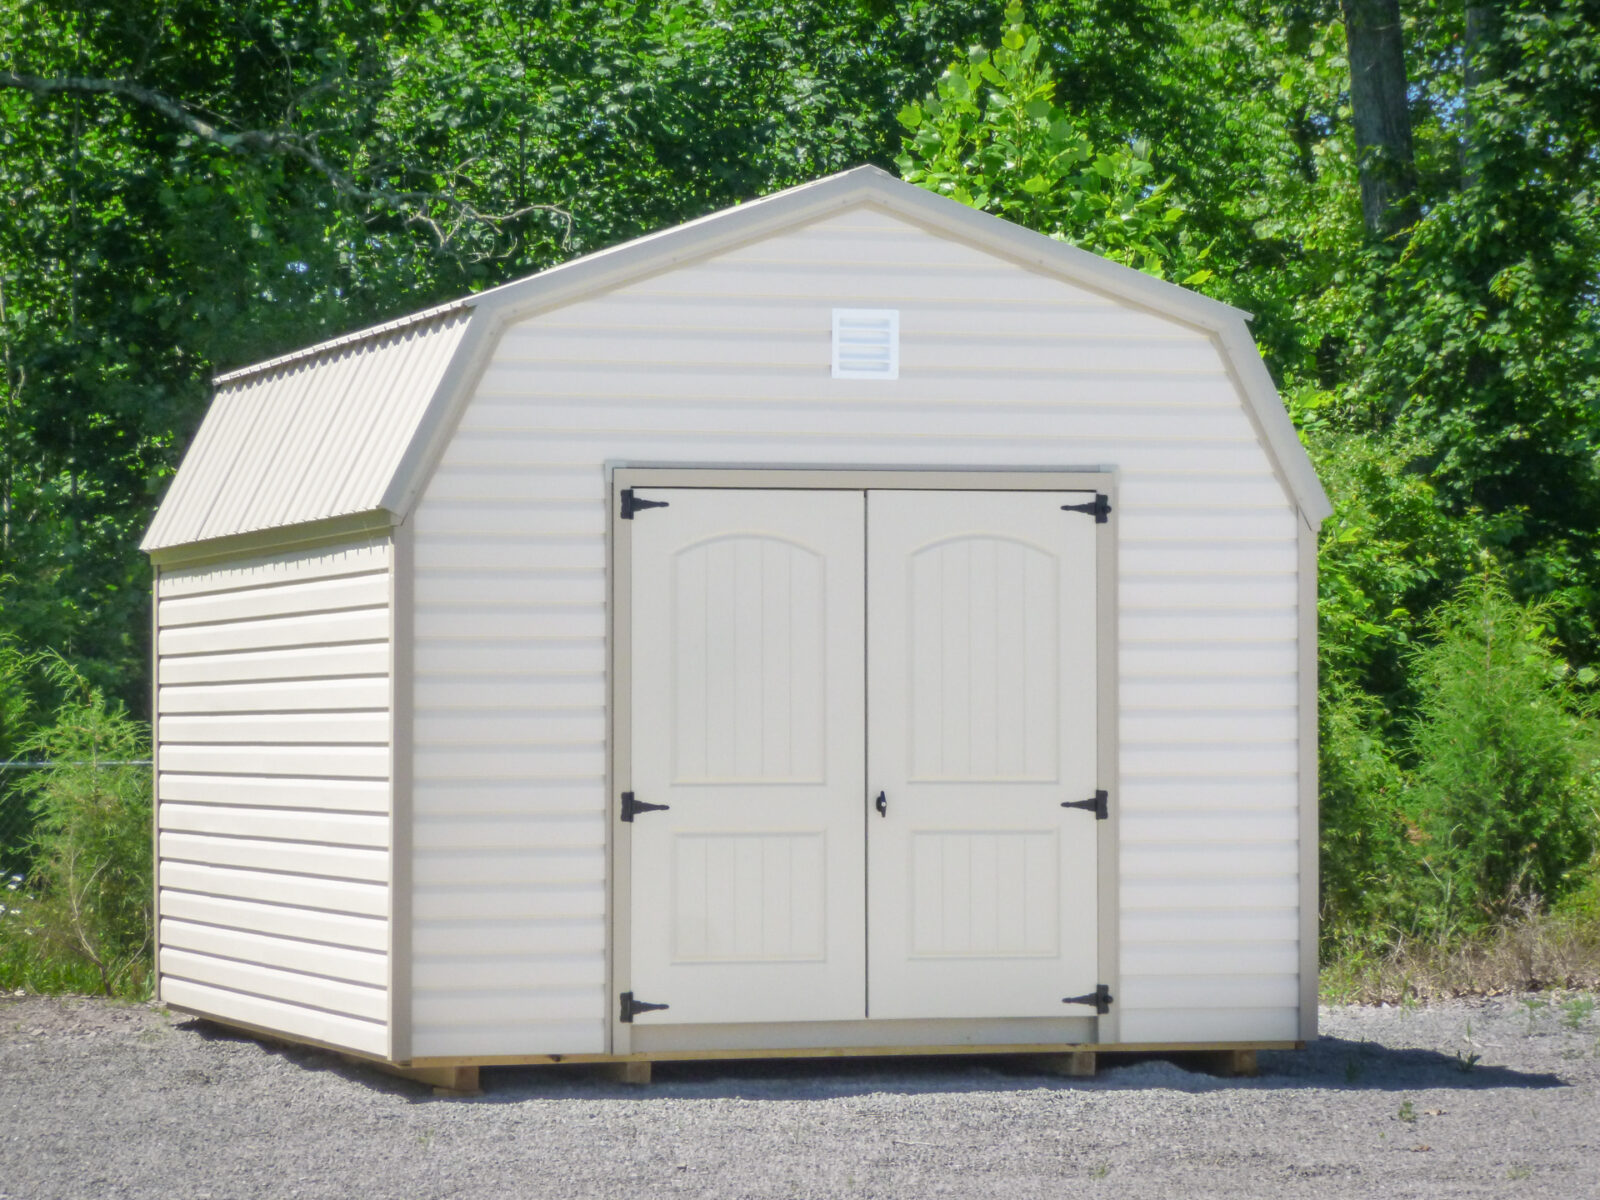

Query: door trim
[607,466,1119,1053]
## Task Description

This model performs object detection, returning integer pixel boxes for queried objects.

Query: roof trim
[212,296,476,388]
[146,507,396,569]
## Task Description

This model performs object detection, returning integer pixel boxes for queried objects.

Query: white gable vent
[832,309,900,380]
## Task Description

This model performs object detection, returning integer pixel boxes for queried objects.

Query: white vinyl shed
[142,165,1331,1088]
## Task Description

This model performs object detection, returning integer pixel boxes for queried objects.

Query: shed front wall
[154,535,396,1058]
[408,204,1305,1059]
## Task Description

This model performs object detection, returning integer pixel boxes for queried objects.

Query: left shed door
[626,489,866,1024]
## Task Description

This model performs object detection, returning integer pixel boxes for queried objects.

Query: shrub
[1403,569,1600,931]
[15,655,152,996]
[1319,675,1414,941]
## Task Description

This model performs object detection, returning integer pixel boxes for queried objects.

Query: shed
[142,165,1330,1087]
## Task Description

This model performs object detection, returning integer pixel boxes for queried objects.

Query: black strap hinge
[1063,984,1114,1014]
[620,489,669,519]
[620,991,669,1022]
[1060,494,1111,523]
[1061,789,1109,820]
[620,791,670,822]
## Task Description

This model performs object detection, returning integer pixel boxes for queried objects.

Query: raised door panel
[867,490,1098,1020]
[629,489,865,1023]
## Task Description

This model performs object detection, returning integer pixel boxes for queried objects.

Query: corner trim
[386,522,415,1062]
[1297,510,1321,1041]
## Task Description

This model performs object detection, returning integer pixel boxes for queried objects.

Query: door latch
[874,791,887,818]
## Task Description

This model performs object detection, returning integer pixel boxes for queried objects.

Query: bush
[1318,676,1413,941]
[11,655,152,996]
[1403,570,1600,932]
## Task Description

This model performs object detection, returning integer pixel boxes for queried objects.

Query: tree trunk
[1461,2,1499,188]
[1341,0,1418,237]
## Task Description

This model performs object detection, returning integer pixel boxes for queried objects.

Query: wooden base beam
[1022,1051,1096,1078]
[376,1063,482,1095]
[402,1040,1296,1069]
[598,1060,653,1085]
[1195,1049,1258,1078]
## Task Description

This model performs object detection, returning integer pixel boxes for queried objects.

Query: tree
[1340,0,1417,237]
[0,0,1007,711]
[895,3,1207,282]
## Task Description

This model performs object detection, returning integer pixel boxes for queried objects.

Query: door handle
[875,791,887,818]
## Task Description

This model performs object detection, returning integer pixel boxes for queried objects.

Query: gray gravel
[2,992,1597,1199]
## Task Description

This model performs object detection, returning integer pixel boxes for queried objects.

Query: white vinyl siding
[408,206,1304,1056]
[155,536,394,1058]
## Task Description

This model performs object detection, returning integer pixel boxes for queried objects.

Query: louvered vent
[832,309,900,380]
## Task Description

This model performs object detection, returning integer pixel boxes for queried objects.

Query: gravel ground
[1,993,1597,1199]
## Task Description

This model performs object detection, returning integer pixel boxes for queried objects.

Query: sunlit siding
[155,537,394,1057]
[407,206,1304,1057]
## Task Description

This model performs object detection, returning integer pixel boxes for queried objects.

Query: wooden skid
[402,1040,1298,1068]
[373,1063,482,1095]
[173,1010,1287,1090]
[1020,1051,1097,1078]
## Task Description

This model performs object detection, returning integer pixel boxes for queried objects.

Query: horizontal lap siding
[409,207,1303,1056]
[155,537,393,1057]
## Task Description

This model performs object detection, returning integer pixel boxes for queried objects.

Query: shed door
[865,490,1099,1019]
[627,489,866,1024]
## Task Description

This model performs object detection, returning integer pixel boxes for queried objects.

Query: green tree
[895,3,1205,281]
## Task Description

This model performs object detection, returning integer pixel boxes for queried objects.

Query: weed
[1561,994,1594,1030]
[1507,1166,1531,1181]
[1523,997,1548,1033]
[1344,1056,1365,1083]
[1089,1164,1110,1180]
[1454,1049,1481,1073]
[1397,1100,1417,1123]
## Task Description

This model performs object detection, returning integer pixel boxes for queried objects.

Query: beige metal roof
[145,166,1330,556]
[142,304,473,552]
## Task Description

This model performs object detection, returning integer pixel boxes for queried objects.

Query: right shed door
[866,490,1100,1019]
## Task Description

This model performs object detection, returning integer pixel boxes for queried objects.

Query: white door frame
[607,466,1119,1055]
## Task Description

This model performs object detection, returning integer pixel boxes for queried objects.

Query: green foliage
[1318,675,1411,937]
[0,632,44,877]
[10,655,152,996]
[1405,571,1600,927]
[1320,567,1600,946]
[1306,426,1486,694]
[895,3,1204,281]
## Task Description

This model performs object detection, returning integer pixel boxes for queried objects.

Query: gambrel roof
[143,166,1330,554]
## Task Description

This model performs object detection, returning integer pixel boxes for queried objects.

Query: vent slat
[832,308,899,379]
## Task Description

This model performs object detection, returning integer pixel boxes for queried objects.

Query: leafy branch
[0,69,571,252]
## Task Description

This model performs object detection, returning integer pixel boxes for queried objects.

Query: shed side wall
[409,206,1303,1057]
[155,536,394,1057]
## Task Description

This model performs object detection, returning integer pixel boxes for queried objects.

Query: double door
[624,486,1100,1025]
